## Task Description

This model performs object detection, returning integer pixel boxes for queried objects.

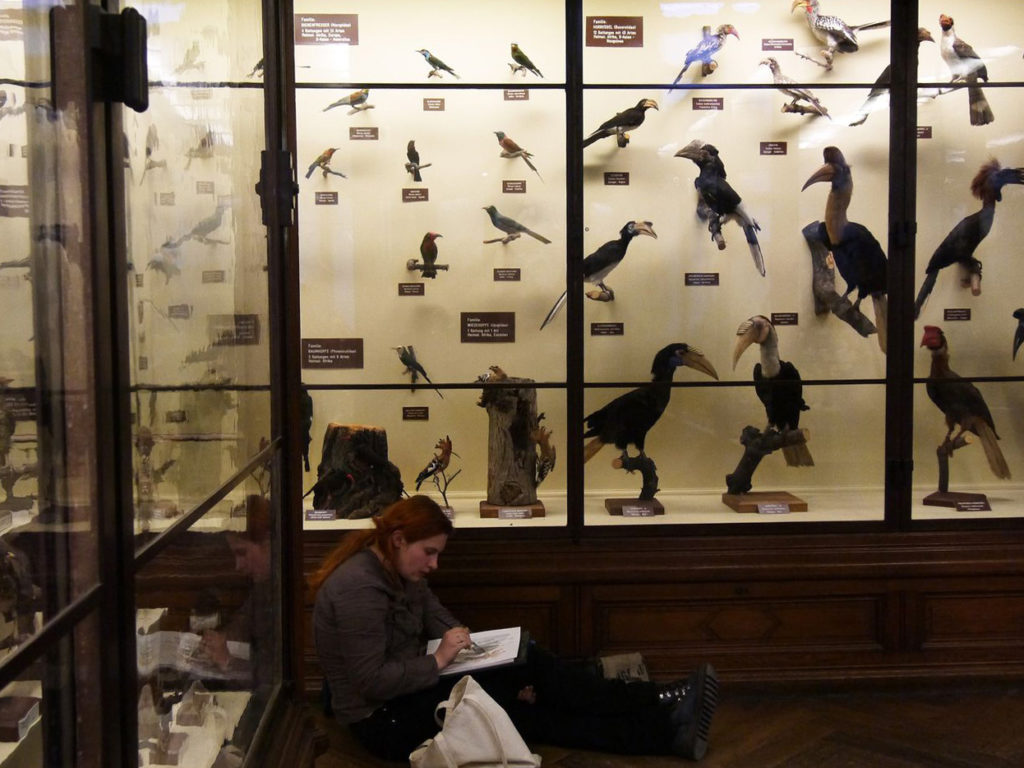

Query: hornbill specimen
[416,49,459,79]
[675,140,765,276]
[416,232,444,279]
[914,159,1024,317]
[760,58,830,118]
[305,147,346,180]
[939,15,993,126]
[802,146,888,353]
[510,43,542,77]
[582,99,658,149]
[540,220,657,330]
[1014,309,1024,361]
[921,325,1010,479]
[415,435,455,490]
[850,27,934,126]
[791,0,890,71]
[583,343,718,464]
[482,205,551,244]
[494,131,541,180]
[671,24,739,84]
[394,345,443,399]
[733,315,813,467]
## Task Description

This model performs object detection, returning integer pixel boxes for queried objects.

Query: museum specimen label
[503,180,526,194]
[209,314,260,346]
[493,268,521,282]
[315,192,338,205]
[586,16,643,47]
[349,126,378,140]
[0,185,28,218]
[917,126,933,139]
[402,406,429,421]
[403,188,429,202]
[461,312,516,343]
[692,97,724,111]
[771,312,798,326]
[760,141,788,156]
[1,390,35,421]
[504,89,529,101]
[165,410,187,424]
[957,499,991,512]
[294,14,358,45]
[685,273,720,286]
[159,192,175,206]
[943,308,971,321]
[196,181,214,195]
[0,10,24,41]
[591,322,624,336]
[604,172,629,186]
[398,282,425,296]
[202,270,226,283]
[167,304,192,319]
[761,38,794,51]
[423,98,445,111]
[302,338,364,369]
[305,509,337,521]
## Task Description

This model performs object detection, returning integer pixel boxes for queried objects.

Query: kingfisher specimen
[733,315,813,467]
[416,49,459,79]
[671,24,739,84]
[939,14,994,126]
[510,43,542,77]
[540,220,657,329]
[494,131,541,179]
[791,0,890,70]
[582,99,658,148]
[305,147,345,180]
[482,205,550,244]
[761,57,830,117]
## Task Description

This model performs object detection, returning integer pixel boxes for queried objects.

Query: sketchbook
[426,627,529,676]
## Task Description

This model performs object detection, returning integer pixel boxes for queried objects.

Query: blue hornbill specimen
[914,159,1024,318]
[675,140,765,277]
[583,99,658,149]
[540,220,657,330]
[850,27,934,126]
[733,316,813,467]
[939,15,993,126]
[802,146,888,353]
[921,325,1010,479]
[791,0,890,71]
[1014,309,1024,361]
[671,24,739,83]
[583,343,719,464]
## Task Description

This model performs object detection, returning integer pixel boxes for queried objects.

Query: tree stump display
[722,425,809,511]
[802,221,877,338]
[477,375,545,514]
[311,424,403,519]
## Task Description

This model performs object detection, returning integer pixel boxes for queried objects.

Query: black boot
[667,662,718,761]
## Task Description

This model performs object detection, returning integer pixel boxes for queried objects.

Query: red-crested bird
[415,435,454,490]
[939,15,993,126]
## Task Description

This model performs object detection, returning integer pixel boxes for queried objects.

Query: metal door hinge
[255,150,298,226]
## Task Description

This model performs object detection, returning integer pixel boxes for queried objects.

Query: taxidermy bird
[323,88,372,114]
[394,345,443,399]
[247,58,264,78]
[939,15,993,126]
[540,220,657,329]
[914,159,1024,317]
[139,124,165,184]
[185,127,216,169]
[583,343,718,464]
[510,43,542,77]
[761,58,830,118]
[482,205,550,244]
[850,27,934,126]
[405,140,431,182]
[582,99,658,149]
[1013,309,1024,361]
[532,426,556,486]
[416,49,459,79]
[675,140,765,276]
[494,131,541,180]
[803,146,888,352]
[921,325,1010,479]
[417,232,444,279]
[671,24,739,84]
[174,41,204,75]
[791,0,890,71]
[733,315,813,467]
[162,201,231,249]
[305,147,346,180]
[415,435,455,490]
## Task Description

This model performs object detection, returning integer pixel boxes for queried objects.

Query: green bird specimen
[510,43,542,77]
[416,49,459,79]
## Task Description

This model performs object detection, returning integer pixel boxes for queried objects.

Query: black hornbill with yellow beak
[921,325,1010,479]
[914,159,1024,317]
[675,140,765,277]
[802,146,888,353]
[583,343,718,464]
[733,315,813,467]
[540,220,657,330]
[583,99,658,149]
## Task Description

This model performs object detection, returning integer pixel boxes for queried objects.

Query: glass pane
[125,4,271,538]
[135,500,280,764]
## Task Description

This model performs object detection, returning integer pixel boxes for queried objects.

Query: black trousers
[348,643,674,761]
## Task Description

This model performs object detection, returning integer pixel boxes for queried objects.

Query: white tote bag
[409,675,542,768]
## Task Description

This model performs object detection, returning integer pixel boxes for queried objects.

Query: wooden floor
[314,685,1024,767]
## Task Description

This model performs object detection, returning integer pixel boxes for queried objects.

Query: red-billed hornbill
[914,159,1024,317]
[1013,309,1024,361]
[540,220,657,329]
[939,15,993,126]
[760,57,830,118]
[583,343,718,464]
[675,140,765,277]
[671,24,739,84]
[921,325,1010,479]
[850,27,934,126]
[583,99,658,149]
[791,0,890,71]
[802,147,888,353]
[733,315,813,467]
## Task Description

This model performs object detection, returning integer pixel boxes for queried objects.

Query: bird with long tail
[671,24,739,83]
[510,43,542,77]
[583,99,658,149]
[416,49,459,79]
[914,159,1024,317]
[939,15,993,126]
[791,0,890,71]
[761,57,830,118]
[482,205,550,244]
[394,345,443,399]
[494,131,542,180]
[802,146,888,353]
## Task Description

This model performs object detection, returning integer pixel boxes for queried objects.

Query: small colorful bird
[494,131,541,180]
[323,88,372,115]
[671,24,739,84]
[510,43,543,77]
[394,345,443,398]
[416,49,459,79]
[482,205,551,244]
[305,147,346,180]
[415,435,455,490]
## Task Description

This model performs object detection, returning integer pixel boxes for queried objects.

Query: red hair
[308,495,452,595]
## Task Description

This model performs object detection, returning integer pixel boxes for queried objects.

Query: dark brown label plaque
[586,16,643,47]
[315,192,338,205]
[202,270,226,284]
[294,14,359,45]
[398,282,425,296]
[402,406,430,421]
[158,192,175,206]
[209,314,260,346]
[402,188,429,202]
[138,356,148,371]
[771,312,798,326]
[135,273,144,287]
[760,141,788,156]
[761,38,794,51]
[196,181,214,194]
[167,304,192,320]
[0,185,28,218]
[591,322,624,336]
[461,312,516,343]
[503,180,526,194]
[165,410,187,424]
[604,172,629,186]
[302,338,364,369]
[943,308,971,321]
[493,268,521,282]
[685,273,720,286]
[423,98,445,111]
[692,97,724,111]
[917,126,933,139]
[349,126,378,140]
[1,390,36,421]
[503,89,529,101]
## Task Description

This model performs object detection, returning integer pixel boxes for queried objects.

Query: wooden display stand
[605,498,664,516]
[923,435,992,511]
[722,491,807,514]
